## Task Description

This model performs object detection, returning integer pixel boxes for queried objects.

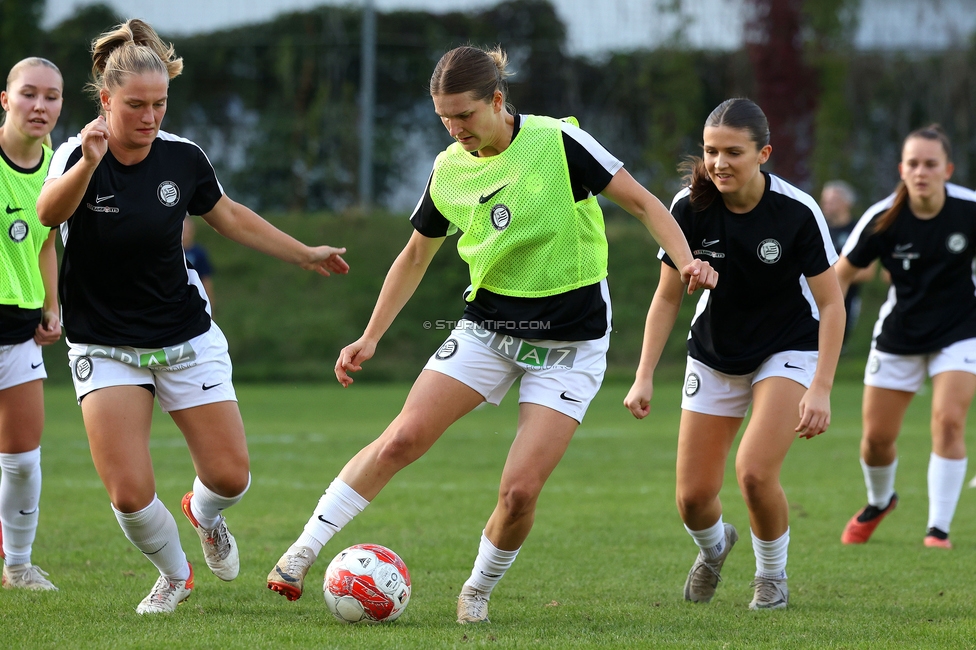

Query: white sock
[295,479,369,556]
[190,473,250,529]
[463,532,520,596]
[0,448,42,566]
[113,496,189,580]
[862,457,897,508]
[752,528,789,580]
[927,453,967,533]
[684,517,726,561]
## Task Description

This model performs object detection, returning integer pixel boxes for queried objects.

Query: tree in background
[0,0,45,76]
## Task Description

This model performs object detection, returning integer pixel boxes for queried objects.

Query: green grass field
[4,381,976,648]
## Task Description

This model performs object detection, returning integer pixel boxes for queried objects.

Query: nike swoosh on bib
[478,185,508,204]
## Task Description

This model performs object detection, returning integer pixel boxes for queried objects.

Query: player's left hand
[681,259,718,294]
[796,386,830,438]
[33,309,62,346]
[623,377,654,419]
[301,246,349,276]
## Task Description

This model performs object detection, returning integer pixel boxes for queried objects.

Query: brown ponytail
[874,124,952,233]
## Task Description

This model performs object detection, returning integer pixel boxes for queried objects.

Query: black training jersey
[410,114,621,340]
[661,173,837,375]
[842,183,976,355]
[48,131,224,348]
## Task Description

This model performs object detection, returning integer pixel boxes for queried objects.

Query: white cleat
[267,546,316,601]
[182,492,239,581]
[457,584,490,624]
[2,563,58,591]
[136,564,194,614]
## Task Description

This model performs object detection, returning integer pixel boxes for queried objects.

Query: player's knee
[736,466,774,503]
[931,407,966,440]
[110,489,155,513]
[499,483,538,521]
[675,486,716,518]
[374,425,426,469]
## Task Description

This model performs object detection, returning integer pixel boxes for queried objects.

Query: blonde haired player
[37,19,348,613]
[0,56,64,591]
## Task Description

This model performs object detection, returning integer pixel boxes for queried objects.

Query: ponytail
[678,156,721,212]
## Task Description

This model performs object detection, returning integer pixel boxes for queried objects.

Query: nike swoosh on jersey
[31,361,43,369]
[702,239,720,247]
[5,205,23,214]
[478,185,508,204]
[95,194,115,203]
[202,382,223,390]
[784,362,802,369]
[560,391,582,403]
[894,243,913,251]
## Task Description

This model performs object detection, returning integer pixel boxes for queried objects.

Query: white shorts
[0,338,46,391]
[422,320,609,423]
[681,350,819,418]
[864,337,976,393]
[67,322,237,412]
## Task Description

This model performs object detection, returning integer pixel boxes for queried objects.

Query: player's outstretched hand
[33,309,61,346]
[623,377,654,419]
[302,246,349,276]
[335,337,377,387]
[796,385,830,439]
[681,259,718,294]
[79,116,109,165]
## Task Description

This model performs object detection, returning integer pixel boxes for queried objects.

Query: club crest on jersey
[8,219,28,243]
[757,238,782,264]
[947,233,967,254]
[684,372,701,397]
[435,338,458,360]
[490,204,511,231]
[868,355,880,375]
[75,356,93,382]
[157,181,180,207]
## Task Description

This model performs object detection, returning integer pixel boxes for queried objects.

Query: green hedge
[42,209,884,385]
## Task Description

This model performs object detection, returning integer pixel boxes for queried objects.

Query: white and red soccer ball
[323,544,411,623]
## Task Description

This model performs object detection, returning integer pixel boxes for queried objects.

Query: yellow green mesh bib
[0,146,51,309]
[429,114,608,300]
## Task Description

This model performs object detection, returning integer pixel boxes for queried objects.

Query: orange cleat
[924,528,952,549]
[841,493,898,544]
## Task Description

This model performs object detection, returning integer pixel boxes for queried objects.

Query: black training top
[842,183,976,355]
[661,173,837,375]
[48,131,223,348]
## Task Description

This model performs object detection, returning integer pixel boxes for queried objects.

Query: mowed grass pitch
[4,381,976,649]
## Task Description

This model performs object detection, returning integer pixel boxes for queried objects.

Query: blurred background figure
[821,180,873,347]
[183,214,215,308]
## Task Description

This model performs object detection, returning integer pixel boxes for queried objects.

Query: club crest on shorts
[435,338,458,360]
[868,355,880,374]
[8,219,28,243]
[684,372,701,397]
[757,239,782,264]
[947,233,967,254]
[75,356,93,381]
[157,181,180,207]
[490,204,511,231]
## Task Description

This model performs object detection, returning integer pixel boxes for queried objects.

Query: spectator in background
[821,180,875,346]
[183,215,214,308]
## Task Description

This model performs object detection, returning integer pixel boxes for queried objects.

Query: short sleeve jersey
[409,115,622,341]
[841,183,976,354]
[661,173,837,375]
[48,131,224,348]
[0,145,52,344]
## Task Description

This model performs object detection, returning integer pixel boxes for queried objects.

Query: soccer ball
[323,544,411,623]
